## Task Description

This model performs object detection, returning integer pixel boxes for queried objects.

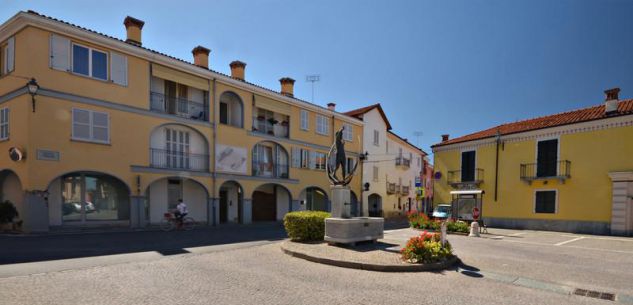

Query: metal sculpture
[326,127,358,186]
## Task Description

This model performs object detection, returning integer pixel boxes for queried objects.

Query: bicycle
[161,212,195,231]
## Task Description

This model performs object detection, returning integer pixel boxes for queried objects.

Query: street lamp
[27,78,39,112]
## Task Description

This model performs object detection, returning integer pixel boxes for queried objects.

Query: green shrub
[401,231,453,264]
[0,200,19,224]
[283,211,331,242]
[447,220,470,233]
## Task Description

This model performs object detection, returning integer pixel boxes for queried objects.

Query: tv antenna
[413,131,424,147]
[306,75,320,103]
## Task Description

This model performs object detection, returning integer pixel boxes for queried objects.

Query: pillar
[292,200,303,212]
[23,191,49,232]
[130,195,146,228]
[208,197,218,226]
[243,198,252,224]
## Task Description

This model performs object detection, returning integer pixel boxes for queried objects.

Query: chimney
[605,87,620,114]
[441,134,449,142]
[123,16,145,46]
[327,103,336,111]
[279,77,295,97]
[230,61,246,81]
[192,46,211,69]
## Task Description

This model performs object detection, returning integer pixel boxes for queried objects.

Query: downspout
[211,78,217,226]
[494,130,501,202]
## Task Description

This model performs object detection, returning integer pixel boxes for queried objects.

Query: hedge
[283,211,331,242]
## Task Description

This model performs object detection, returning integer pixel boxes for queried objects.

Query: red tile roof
[343,103,392,130]
[433,99,633,148]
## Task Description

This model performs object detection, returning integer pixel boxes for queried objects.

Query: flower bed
[401,231,453,264]
[407,211,470,233]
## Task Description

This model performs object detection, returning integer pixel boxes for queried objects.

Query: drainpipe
[211,78,217,226]
[494,130,501,202]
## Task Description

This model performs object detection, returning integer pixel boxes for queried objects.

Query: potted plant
[268,118,279,125]
[0,200,19,232]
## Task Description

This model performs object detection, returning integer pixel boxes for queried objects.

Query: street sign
[415,182,421,187]
[472,207,480,220]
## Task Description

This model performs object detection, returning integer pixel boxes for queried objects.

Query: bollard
[469,221,480,237]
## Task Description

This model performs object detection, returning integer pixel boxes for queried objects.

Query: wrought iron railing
[386,182,397,194]
[252,161,289,179]
[447,168,484,185]
[520,160,571,181]
[150,92,207,121]
[252,117,289,138]
[395,156,411,168]
[150,148,209,171]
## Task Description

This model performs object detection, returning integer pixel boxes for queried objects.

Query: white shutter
[91,111,109,142]
[72,109,90,140]
[309,151,316,169]
[50,34,70,71]
[6,37,14,72]
[110,52,128,86]
[291,147,300,168]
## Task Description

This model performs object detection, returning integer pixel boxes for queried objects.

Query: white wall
[276,186,290,221]
[183,180,207,223]
[221,183,240,223]
[148,179,168,224]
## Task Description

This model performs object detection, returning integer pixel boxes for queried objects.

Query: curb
[280,241,459,272]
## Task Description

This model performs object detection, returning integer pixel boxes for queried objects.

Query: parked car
[432,204,452,220]
[62,201,96,215]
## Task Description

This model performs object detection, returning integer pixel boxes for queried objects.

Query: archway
[368,193,382,217]
[299,187,329,212]
[149,123,209,171]
[219,91,244,128]
[219,181,243,224]
[350,191,359,217]
[0,170,24,222]
[46,171,131,226]
[252,184,291,221]
[145,177,209,224]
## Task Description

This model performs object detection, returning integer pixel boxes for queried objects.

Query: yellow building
[432,89,633,235]
[0,11,363,232]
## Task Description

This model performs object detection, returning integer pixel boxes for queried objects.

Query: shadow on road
[0,223,287,265]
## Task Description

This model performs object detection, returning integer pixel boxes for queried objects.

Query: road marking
[509,232,527,237]
[555,237,585,246]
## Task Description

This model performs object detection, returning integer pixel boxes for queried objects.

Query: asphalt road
[0,224,632,305]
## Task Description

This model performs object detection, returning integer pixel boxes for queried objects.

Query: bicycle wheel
[182,217,195,231]
[160,219,174,232]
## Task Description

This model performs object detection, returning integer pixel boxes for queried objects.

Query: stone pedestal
[330,185,351,218]
[324,217,384,245]
[469,221,480,237]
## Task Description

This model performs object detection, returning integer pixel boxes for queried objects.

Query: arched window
[252,141,288,178]
[219,92,244,128]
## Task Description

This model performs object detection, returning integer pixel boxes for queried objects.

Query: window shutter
[6,37,14,73]
[110,52,128,86]
[50,34,70,71]
[291,147,300,168]
[309,151,316,169]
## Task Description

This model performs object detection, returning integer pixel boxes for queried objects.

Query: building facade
[0,11,363,232]
[432,89,633,235]
[344,104,426,218]
[420,156,434,215]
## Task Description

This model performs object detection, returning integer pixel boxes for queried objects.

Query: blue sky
[3,0,632,156]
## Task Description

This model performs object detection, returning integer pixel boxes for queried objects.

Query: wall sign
[37,149,60,161]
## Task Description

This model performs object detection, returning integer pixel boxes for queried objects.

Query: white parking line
[554,236,585,246]
[509,232,527,237]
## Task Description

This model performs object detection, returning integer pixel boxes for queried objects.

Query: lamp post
[27,78,40,112]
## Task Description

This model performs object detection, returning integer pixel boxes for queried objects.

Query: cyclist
[173,199,188,228]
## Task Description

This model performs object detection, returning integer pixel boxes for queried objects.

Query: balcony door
[166,128,190,169]
[537,139,558,177]
[461,151,476,182]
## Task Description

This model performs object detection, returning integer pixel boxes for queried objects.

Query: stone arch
[218,180,244,224]
[368,193,383,217]
[350,190,359,216]
[252,183,292,222]
[144,176,209,225]
[299,186,329,212]
[149,123,210,171]
[219,91,244,128]
[0,169,24,223]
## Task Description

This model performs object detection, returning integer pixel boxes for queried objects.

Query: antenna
[413,131,424,147]
[306,75,320,103]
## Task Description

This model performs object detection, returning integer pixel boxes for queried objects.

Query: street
[1,224,632,305]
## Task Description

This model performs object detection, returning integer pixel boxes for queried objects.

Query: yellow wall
[433,124,633,223]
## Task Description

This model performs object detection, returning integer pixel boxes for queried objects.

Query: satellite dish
[8,147,24,162]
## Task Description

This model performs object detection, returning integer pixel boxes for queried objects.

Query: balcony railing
[386,182,397,194]
[395,156,411,168]
[252,161,289,179]
[150,92,207,121]
[520,160,571,183]
[150,148,209,172]
[252,117,289,138]
[447,168,484,187]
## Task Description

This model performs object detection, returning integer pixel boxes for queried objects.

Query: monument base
[324,217,384,245]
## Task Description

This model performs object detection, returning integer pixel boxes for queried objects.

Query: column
[243,198,252,224]
[23,191,49,233]
[292,200,304,212]
[130,195,146,228]
[208,197,218,226]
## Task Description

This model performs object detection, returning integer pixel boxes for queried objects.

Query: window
[316,115,329,135]
[373,166,379,181]
[72,108,109,143]
[346,157,355,174]
[537,139,558,177]
[342,123,353,141]
[461,150,476,182]
[0,108,8,140]
[253,141,288,178]
[72,44,108,80]
[165,128,190,169]
[0,37,14,76]
[315,152,326,170]
[535,190,556,213]
[219,92,243,128]
[373,130,379,146]
[219,102,228,124]
[300,110,309,130]
[300,149,309,168]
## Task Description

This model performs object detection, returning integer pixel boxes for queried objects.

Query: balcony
[520,160,571,184]
[386,182,397,194]
[252,108,289,138]
[252,161,289,179]
[395,156,411,168]
[150,148,209,172]
[150,92,207,121]
[447,168,484,188]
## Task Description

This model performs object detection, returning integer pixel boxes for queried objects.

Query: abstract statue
[327,126,358,186]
